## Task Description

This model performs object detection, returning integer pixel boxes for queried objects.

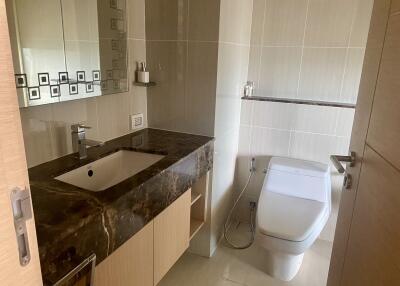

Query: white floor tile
[159,223,333,286]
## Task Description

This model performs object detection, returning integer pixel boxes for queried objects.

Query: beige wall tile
[304,0,356,47]
[215,96,242,137]
[216,44,248,97]
[238,125,252,155]
[258,47,302,99]
[247,46,261,90]
[145,0,188,41]
[128,0,146,39]
[128,39,147,83]
[185,42,218,136]
[349,0,374,47]
[289,132,349,164]
[263,0,308,46]
[219,0,253,44]
[291,104,338,135]
[146,41,187,131]
[335,108,355,138]
[298,47,347,101]
[341,48,365,104]
[20,105,56,167]
[250,0,266,45]
[188,0,220,42]
[96,93,131,141]
[250,127,291,157]
[240,101,253,126]
[252,101,295,130]
[391,0,400,14]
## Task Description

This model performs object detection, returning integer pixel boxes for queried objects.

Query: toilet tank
[262,157,331,204]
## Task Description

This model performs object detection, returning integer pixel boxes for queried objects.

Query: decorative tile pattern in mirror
[6,0,128,108]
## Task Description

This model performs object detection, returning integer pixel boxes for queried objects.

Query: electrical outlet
[130,113,144,130]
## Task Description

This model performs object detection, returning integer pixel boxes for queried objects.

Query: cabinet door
[94,221,154,286]
[154,190,191,285]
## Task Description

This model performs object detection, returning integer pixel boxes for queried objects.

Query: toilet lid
[257,191,328,242]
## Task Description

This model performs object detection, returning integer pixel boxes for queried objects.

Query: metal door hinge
[10,187,33,266]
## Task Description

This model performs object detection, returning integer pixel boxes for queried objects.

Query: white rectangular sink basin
[56,150,165,192]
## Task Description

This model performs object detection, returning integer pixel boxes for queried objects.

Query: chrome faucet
[71,124,104,160]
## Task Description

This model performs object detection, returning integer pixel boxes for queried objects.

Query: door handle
[330,151,356,174]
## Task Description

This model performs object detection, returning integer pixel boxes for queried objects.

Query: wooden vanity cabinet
[90,190,191,286]
[154,190,191,284]
[94,222,154,286]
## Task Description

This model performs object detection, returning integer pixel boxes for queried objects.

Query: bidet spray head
[250,157,256,172]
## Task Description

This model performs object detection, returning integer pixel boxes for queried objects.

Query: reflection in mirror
[6,0,128,108]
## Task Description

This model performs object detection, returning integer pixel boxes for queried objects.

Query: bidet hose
[223,164,256,250]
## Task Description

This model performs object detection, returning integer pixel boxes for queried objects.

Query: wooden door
[0,1,43,285]
[154,190,191,285]
[328,0,400,285]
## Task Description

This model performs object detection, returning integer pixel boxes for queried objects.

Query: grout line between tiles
[241,123,351,139]
[255,0,268,92]
[295,0,311,100]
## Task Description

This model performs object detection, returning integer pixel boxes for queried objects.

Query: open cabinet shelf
[191,191,202,205]
[188,171,210,242]
[190,218,204,240]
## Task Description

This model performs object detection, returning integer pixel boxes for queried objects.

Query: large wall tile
[289,132,348,164]
[188,0,220,42]
[252,101,295,130]
[304,0,356,47]
[20,105,56,167]
[250,127,291,157]
[219,0,253,44]
[128,0,146,39]
[147,41,187,131]
[186,42,218,136]
[247,46,261,89]
[349,0,374,47]
[291,105,338,135]
[298,47,347,101]
[216,44,248,97]
[214,96,241,137]
[250,0,266,45]
[145,0,188,41]
[240,101,253,126]
[335,108,355,138]
[238,125,252,155]
[341,48,365,104]
[391,0,400,14]
[258,47,302,98]
[128,38,147,89]
[263,0,308,46]
[96,93,131,141]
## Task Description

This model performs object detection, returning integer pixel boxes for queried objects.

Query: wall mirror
[6,0,128,108]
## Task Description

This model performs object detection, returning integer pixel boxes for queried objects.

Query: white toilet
[256,157,331,281]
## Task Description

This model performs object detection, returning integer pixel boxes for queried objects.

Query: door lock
[10,187,33,266]
[343,173,353,189]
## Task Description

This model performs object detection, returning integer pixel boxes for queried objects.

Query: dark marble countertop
[29,128,214,285]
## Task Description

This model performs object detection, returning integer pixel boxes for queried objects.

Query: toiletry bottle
[137,62,150,83]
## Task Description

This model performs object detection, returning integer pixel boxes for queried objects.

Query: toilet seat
[257,191,328,242]
[256,192,330,255]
